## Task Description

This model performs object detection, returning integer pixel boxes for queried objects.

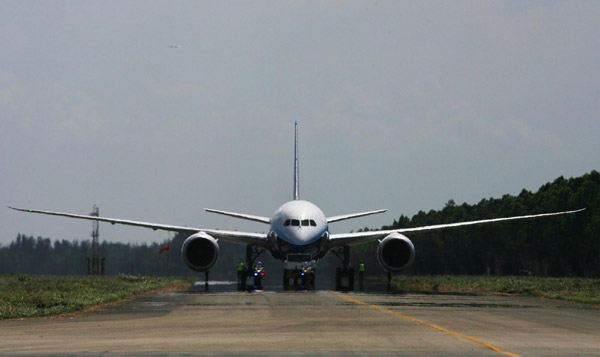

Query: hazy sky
[1,1,599,246]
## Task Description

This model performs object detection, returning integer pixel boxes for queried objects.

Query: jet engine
[181,232,219,272]
[376,233,415,272]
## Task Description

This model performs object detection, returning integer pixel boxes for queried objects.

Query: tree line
[351,170,600,277]
[1,171,599,278]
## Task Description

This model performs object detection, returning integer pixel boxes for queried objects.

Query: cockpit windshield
[283,219,317,227]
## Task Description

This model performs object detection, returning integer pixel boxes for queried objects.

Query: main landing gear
[332,246,354,291]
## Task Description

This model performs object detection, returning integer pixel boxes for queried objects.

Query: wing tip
[561,207,586,214]
[9,206,38,213]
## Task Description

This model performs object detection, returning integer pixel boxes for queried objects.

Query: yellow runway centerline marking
[332,291,521,357]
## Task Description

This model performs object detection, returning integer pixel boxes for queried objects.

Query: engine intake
[376,233,415,272]
[181,232,219,272]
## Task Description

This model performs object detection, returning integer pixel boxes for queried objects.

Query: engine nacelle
[376,233,415,272]
[181,232,219,272]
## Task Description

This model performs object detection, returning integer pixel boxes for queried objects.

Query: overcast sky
[1,1,598,246]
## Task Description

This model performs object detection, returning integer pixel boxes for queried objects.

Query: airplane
[9,122,585,290]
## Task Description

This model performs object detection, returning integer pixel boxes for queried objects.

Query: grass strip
[0,275,194,319]
[371,275,600,305]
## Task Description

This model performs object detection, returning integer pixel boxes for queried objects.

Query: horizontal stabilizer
[204,208,271,224]
[327,209,387,223]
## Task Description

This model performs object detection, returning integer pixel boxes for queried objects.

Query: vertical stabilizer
[294,121,300,200]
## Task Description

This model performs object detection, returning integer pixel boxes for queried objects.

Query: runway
[1,282,599,356]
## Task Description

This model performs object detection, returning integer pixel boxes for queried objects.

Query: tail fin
[294,121,300,200]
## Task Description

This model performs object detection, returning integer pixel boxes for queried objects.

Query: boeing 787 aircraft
[9,122,583,290]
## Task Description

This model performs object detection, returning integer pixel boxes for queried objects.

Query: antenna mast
[86,204,105,275]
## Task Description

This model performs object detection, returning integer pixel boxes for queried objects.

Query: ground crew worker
[358,263,365,291]
[237,262,245,290]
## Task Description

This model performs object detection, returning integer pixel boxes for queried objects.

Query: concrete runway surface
[1,281,599,356]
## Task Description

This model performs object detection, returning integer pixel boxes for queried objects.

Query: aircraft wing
[204,208,271,224]
[8,206,269,248]
[327,209,387,223]
[328,208,586,247]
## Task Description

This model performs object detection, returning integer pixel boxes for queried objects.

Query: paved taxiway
[1,282,599,356]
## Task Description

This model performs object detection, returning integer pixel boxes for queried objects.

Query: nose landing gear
[283,254,316,291]
[332,245,354,291]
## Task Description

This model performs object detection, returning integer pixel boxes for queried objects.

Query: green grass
[377,275,600,305]
[0,275,194,319]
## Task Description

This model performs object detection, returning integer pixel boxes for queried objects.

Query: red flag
[158,246,170,254]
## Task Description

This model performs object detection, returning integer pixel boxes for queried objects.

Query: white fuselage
[269,200,329,258]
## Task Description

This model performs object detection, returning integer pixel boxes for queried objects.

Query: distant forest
[1,170,599,279]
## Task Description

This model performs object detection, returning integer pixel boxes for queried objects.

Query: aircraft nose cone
[285,228,322,245]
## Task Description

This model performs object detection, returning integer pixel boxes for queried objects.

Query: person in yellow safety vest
[237,262,246,290]
[358,263,365,291]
